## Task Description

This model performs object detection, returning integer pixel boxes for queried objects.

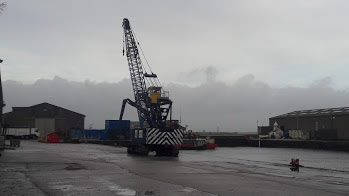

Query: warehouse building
[3,102,85,140]
[270,107,349,140]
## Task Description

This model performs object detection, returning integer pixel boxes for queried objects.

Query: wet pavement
[0,140,349,195]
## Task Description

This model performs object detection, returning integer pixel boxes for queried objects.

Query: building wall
[270,114,349,140]
[35,118,55,139]
[3,103,84,139]
[257,126,272,135]
[333,115,349,140]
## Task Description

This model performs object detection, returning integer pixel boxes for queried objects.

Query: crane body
[120,18,183,156]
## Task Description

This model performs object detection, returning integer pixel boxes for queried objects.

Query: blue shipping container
[105,120,130,130]
[71,129,108,140]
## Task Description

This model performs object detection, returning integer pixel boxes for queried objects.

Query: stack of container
[105,120,130,140]
[71,129,108,141]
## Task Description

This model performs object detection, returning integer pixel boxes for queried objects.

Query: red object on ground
[206,143,218,149]
[180,144,192,148]
[46,132,60,143]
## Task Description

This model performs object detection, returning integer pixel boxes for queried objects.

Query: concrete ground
[0,140,348,196]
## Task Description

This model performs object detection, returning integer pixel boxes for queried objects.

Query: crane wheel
[155,145,179,157]
[127,145,149,156]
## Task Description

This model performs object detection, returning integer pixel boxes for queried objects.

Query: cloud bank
[3,71,349,132]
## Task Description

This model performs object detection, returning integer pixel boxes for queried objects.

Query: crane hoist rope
[123,22,163,90]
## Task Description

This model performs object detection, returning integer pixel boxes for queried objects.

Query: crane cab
[148,86,162,104]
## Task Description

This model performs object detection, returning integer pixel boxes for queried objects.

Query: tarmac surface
[1,140,349,196]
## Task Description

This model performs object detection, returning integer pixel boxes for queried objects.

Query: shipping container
[71,129,108,140]
[108,129,129,140]
[105,120,130,130]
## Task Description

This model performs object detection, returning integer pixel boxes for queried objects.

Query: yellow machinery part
[151,92,161,103]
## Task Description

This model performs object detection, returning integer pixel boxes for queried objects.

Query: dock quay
[66,132,349,152]
[197,132,349,152]
[247,139,349,152]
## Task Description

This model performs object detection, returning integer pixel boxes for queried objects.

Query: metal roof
[271,107,349,118]
[8,102,85,117]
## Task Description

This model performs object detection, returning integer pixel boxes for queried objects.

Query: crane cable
[132,29,163,88]
[123,27,156,88]
[131,30,157,88]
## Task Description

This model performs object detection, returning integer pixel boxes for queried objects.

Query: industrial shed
[270,107,349,140]
[3,102,85,140]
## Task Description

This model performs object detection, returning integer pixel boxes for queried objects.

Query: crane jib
[144,73,157,78]
[122,18,131,30]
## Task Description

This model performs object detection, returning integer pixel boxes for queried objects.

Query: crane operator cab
[148,86,162,104]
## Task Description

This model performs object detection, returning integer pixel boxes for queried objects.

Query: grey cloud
[2,1,349,87]
[311,77,332,88]
[205,66,218,83]
[175,66,219,85]
[3,75,349,132]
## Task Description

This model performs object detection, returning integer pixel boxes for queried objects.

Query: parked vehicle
[4,128,39,139]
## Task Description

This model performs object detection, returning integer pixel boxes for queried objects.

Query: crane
[119,18,183,156]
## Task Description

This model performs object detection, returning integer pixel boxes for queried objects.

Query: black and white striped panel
[146,128,183,145]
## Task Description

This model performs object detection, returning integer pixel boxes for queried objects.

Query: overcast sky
[1,1,349,131]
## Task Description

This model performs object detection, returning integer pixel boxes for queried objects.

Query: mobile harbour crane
[119,18,183,156]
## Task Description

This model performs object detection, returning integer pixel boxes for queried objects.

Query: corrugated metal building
[257,126,273,135]
[3,102,85,140]
[270,107,349,140]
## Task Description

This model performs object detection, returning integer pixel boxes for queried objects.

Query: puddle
[0,166,28,172]
[179,187,219,196]
[50,185,73,191]
[108,185,137,196]
[180,187,196,193]
[144,190,155,195]
[49,184,98,192]
[96,177,140,195]
[264,172,295,178]
[317,180,347,186]
[64,163,86,170]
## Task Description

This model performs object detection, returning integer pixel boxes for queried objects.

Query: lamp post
[0,59,3,133]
